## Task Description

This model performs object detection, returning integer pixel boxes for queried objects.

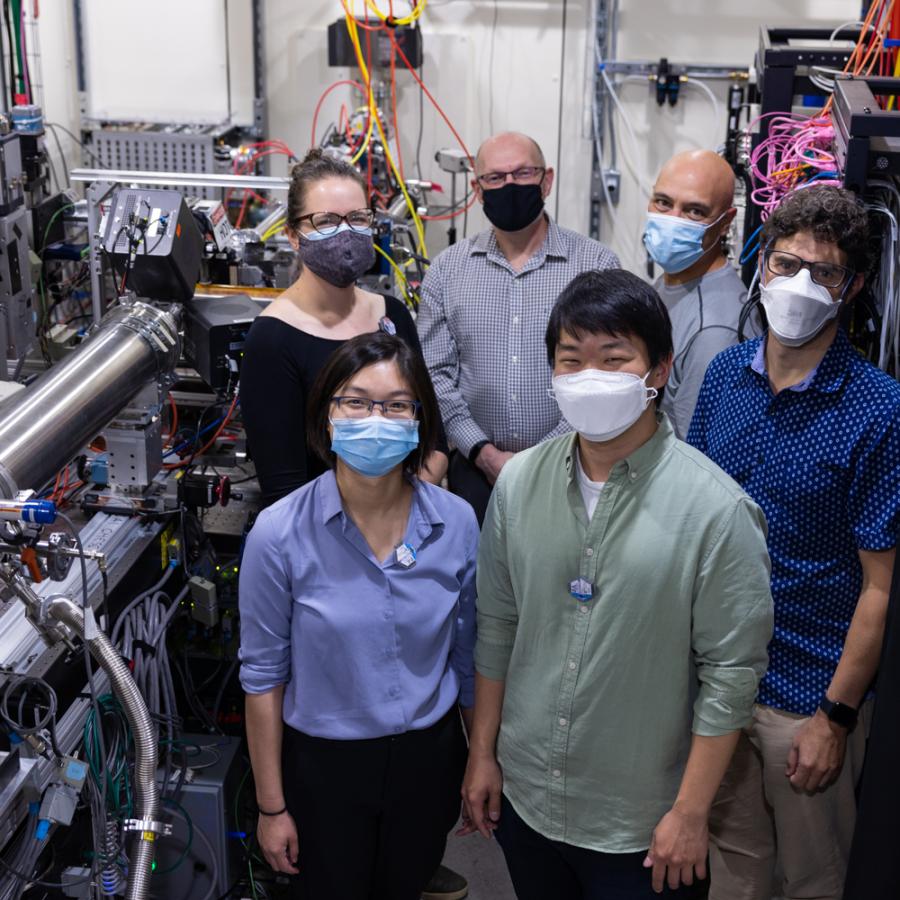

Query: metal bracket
[123,817,172,838]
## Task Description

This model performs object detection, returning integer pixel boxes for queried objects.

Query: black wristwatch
[818,696,858,731]
[468,440,489,465]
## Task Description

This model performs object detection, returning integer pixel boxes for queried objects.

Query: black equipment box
[182,293,261,392]
[103,188,203,302]
[328,19,422,68]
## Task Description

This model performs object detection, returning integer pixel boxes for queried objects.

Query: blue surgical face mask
[330,416,419,478]
[642,211,727,274]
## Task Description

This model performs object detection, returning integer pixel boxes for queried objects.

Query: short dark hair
[761,185,870,272]
[307,332,439,476]
[546,269,674,368]
[287,148,367,232]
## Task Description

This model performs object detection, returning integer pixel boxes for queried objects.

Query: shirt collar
[564,412,676,485]
[470,215,569,266]
[318,469,445,536]
[748,330,853,394]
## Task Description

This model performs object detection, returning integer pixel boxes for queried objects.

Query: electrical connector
[39,783,78,827]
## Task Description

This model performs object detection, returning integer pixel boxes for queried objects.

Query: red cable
[389,40,405,183]
[163,395,239,470]
[311,79,368,147]
[390,31,474,167]
[165,392,178,442]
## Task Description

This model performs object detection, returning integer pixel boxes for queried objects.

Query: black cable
[3,1,15,108]
[0,853,92,889]
[55,511,108,815]
[415,53,425,181]
[554,0,569,221]
[488,0,499,135]
[211,657,239,731]
[44,120,69,188]
[45,122,107,168]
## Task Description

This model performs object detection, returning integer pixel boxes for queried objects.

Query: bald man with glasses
[417,131,619,523]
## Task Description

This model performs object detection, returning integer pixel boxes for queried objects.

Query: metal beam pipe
[0,302,179,496]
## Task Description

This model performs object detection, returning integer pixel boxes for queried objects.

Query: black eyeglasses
[475,166,546,189]
[331,396,420,419]
[764,248,854,289]
[295,208,375,236]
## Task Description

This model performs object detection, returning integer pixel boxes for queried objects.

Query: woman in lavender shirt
[239,332,478,900]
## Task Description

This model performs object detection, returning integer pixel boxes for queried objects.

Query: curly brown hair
[761,185,870,272]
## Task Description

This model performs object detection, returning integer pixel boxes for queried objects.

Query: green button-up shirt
[475,415,773,853]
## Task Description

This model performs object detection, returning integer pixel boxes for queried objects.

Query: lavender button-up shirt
[239,470,478,739]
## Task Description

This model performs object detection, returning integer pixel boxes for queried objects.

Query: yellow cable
[362,0,426,25]
[888,53,900,111]
[350,104,375,164]
[343,11,427,257]
[261,219,287,242]
[374,243,415,308]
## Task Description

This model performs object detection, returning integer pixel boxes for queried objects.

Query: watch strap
[468,440,489,466]
[819,696,858,730]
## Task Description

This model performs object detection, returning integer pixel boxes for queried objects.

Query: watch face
[823,699,857,729]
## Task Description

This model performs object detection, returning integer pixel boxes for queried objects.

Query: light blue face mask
[642,211,727,274]
[330,416,419,478]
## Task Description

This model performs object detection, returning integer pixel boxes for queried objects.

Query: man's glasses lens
[766,250,849,289]
[478,166,545,188]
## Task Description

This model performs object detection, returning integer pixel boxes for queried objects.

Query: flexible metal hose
[47,596,159,900]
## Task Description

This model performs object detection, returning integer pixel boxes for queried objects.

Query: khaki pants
[708,703,870,900]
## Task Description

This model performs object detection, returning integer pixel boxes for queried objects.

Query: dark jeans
[282,707,467,900]
[447,449,493,526]
[495,796,709,900]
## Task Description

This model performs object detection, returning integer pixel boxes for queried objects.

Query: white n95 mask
[760,268,842,348]
[550,369,658,443]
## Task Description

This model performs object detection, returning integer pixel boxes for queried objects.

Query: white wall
[600,0,857,273]
[32,0,860,266]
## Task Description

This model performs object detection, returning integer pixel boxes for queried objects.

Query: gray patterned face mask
[297,225,375,288]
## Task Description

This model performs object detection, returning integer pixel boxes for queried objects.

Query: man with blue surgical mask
[643,149,758,438]
[688,185,900,900]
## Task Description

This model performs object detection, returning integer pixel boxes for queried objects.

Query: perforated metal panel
[88,129,223,200]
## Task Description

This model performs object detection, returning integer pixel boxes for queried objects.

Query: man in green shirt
[461,269,773,898]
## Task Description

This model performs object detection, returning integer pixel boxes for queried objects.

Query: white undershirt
[575,449,606,520]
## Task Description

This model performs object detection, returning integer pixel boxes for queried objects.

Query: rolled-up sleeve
[475,478,518,680]
[451,514,480,707]
[238,512,293,694]
[691,497,774,736]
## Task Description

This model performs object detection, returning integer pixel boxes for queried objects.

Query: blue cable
[163,415,226,460]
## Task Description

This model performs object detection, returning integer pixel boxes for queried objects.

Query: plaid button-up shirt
[417,219,620,457]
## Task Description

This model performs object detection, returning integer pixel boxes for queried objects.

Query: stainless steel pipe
[0,303,179,497]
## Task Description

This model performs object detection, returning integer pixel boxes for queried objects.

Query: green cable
[10,0,22,97]
[37,203,76,334]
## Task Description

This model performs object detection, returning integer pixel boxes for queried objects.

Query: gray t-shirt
[655,263,759,439]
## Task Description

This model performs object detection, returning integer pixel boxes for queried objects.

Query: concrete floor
[441,821,516,900]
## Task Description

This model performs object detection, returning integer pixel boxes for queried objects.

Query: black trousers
[447,449,493,527]
[282,707,467,900]
[495,796,709,900]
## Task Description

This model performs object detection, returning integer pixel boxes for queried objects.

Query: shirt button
[512,316,520,325]
[585,548,593,557]
[390,685,400,697]
[558,717,568,727]
[383,610,392,620]
[511,393,517,402]
[552,769,561,778]
[511,355,518,363]
[512,432,519,439]
[630,471,638,480]
[568,660,577,670]
[579,606,589,615]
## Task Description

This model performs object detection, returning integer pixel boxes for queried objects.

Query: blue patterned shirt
[687,330,900,716]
